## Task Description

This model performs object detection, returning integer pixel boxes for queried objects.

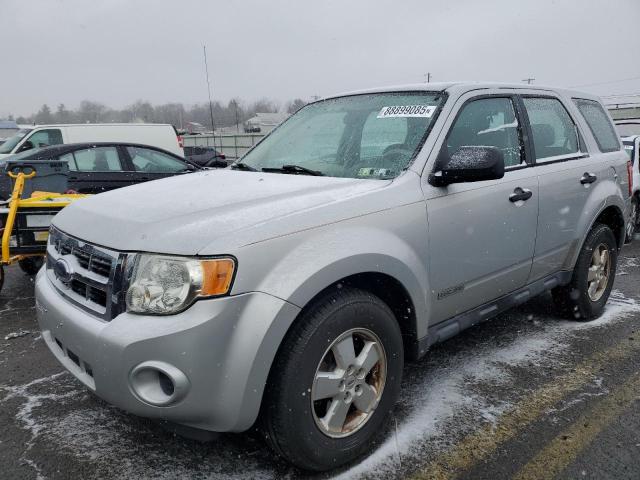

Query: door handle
[509,187,533,203]
[580,172,597,184]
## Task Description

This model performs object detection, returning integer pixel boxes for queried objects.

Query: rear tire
[18,257,44,276]
[262,286,404,471]
[552,224,617,321]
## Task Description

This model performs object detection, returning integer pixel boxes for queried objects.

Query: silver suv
[36,83,630,471]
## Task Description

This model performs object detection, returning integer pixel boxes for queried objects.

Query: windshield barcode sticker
[377,105,436,118]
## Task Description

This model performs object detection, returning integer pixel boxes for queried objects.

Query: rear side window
[71,146,123,172]
[573,98,620,153]
[522,97,579,162]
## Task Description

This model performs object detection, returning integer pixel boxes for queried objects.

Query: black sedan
[0,142,200,199]
[183,145,228,168]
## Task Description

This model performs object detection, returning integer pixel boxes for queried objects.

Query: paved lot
[1,240,639,480]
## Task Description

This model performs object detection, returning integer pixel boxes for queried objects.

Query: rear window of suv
[573,98,620,153]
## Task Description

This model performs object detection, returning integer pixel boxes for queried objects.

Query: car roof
[320,81,599,102]
[622,135,640,142]
[12,142,185,160]
[24,123,175,128]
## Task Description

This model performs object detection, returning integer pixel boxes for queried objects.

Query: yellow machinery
[0,168,87,292]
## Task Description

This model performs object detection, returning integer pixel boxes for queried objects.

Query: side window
[445,97,523,167]
[522,97,579,161]
[126,146,186,173]
[25,129,63,149]
[360,113,408,161]
[59,152,77,171]
[573,98,620,153]
[73,147,123,172]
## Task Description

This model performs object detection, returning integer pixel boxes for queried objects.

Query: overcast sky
[2,0,639,117]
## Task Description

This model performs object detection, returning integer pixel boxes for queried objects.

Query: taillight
[219,153,226,160]
[627,161,633,196]
[177,135,184,148]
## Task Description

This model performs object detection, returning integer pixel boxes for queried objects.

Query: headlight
[125,254,235,315]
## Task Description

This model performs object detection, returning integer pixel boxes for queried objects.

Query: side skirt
[410,270,572,359]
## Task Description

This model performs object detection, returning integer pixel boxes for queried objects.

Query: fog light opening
[158,371,175,397]
[129,361,189,407]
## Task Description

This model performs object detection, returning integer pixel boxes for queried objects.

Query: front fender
[233,204,430,336]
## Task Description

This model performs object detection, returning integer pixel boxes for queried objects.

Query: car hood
[53,170,391,255]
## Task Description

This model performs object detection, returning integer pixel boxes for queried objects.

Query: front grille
[46,226,125,320]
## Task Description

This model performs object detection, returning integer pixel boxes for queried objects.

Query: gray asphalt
[1,241,639,480]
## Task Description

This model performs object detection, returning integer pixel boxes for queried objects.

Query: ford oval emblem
[53,258,73,284]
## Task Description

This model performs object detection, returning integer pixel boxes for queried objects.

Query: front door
[424,95,539,324]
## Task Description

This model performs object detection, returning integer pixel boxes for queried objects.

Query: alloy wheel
[311,328,387,438]
[587,243,611,302]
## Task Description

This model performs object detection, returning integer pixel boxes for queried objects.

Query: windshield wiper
[230,162,258,171]
[261,164,325,176]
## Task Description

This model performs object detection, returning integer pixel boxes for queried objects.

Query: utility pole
[522,77,535,84]
[203,45,217,149]
[424,72,432,83]
[231,99,240,133]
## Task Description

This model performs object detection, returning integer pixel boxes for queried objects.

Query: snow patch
[338,292,640,479]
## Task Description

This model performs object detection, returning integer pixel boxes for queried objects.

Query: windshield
[238,92,444,179]
[0,128,32,154]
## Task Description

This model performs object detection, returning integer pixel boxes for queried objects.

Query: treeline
[8,98,308,130]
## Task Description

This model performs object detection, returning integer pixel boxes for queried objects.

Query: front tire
[552,224,618,320]
[263,287,404,471]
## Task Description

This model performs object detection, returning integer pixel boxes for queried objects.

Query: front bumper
[35,269,300,432]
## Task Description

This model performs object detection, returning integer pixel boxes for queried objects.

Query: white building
[243,112,290,134]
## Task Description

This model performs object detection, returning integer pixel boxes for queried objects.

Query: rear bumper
[35,269,300,432]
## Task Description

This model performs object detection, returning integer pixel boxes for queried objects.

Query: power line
[568,75,640,89]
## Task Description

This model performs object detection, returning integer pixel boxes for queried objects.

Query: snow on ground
[337,292,640,480]
[1,292,639,480]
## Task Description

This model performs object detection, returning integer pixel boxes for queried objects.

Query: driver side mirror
[17,140,34,153]
[428,146,505,187]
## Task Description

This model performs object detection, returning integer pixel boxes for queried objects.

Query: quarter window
[573,98,620,153]
[522,97,579,161]
[445,97,523,167]
[71,146,122,172]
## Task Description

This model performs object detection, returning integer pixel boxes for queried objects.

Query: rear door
[123,145,190,183]
[521,95,609,281]
[424,93,539,323]
[62,145,130,194]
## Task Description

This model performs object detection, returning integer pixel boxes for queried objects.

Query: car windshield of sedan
[238,92,444,179]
